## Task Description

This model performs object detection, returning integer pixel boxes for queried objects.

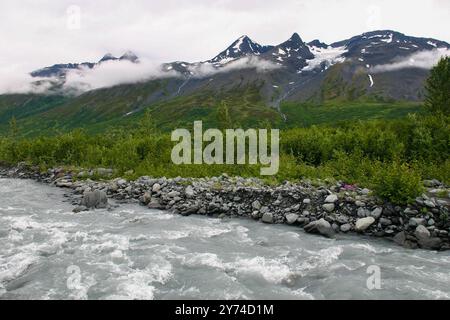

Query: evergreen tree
[216,101,232,130]
[9,116,18,139]
[425,57,450,115]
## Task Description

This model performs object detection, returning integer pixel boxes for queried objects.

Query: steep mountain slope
[0,30,448,135]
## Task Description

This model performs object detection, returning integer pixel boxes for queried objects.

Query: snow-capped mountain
[210,35,273,65]
[3,29,449,136]
[331,30,449,65]
[31,51,139,78]
[30,30,449,102]
[263,33,314,70]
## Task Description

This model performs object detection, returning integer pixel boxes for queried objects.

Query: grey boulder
[80,190,108,209]
[304,218,334,238]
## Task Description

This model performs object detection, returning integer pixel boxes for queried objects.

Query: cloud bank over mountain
[371,48,450,73]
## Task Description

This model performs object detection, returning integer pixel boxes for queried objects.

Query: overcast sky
[1,0,449,74]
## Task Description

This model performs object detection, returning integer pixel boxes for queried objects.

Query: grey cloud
[1,0,449,94]
[371,49,450,73]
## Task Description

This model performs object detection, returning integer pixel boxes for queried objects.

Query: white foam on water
[106,257,173,300]
[0,252,39,285]
[421,288,450,299]
[290,287,315,300]
[161,230,192,240]
[229,256,292,284]
[347,243,394,254]
[79,233,130,254]
[180,253,225,270]
[68,274,97,300]
[298,246,344,274]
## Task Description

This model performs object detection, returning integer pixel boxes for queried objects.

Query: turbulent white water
[1,178,449,300]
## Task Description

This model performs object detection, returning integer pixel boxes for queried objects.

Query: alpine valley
[1,30,449,135]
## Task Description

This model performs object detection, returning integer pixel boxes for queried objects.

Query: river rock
[355,217,375,232]
[393,231,407,246]
[357,207,370,217]
[393,231,420,249]
[423,179,441,187]
[322,203,335,212]
[380,218,392,226]
[261,212,273,224]
[140,192,152,205]
[80,190,108,209]
[325,194,338,203]
[340,224,352,233]
[424,200,436,208]
[72,205,88,213]
[409,218,426,227]
[418,237,442,250]
[304,218,334,238]
[355,201,366,207]
[167,191,180,198]
[370,208,383,219]
[148,199,164,209]
[414,225,431,240]
[117,179,127,187]
[252,200,262,210]
[285,214,299,225]
[152,183,161,192]
[185,186,195,198]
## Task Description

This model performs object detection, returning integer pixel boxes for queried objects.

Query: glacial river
[0,178,449,300]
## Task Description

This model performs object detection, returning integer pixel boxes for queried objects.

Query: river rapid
[0,178,449,300]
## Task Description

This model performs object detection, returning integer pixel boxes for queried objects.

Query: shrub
[371,161,424,205]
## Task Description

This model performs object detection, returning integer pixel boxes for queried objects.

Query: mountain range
[1,30,449,135]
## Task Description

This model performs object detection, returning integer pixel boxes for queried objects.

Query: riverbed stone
[370,208,383,219]
[185,186,195,198]
[409,218,426,227]
[355,200,366,207]
[322,203,335,212]
[418,237,442,250]
[152,183,161,192]
[304,218,334,238]
[72,205,88,213]
[285,214,299,225]
[325,194,338,203]
[424,200,436,208]
[261,212,273,224]
[80,190,108,209]
[380,218,392,226]
[252,200,262,210]
[340,224,352,233]
[355,217,375,232]
[414,225,431,240]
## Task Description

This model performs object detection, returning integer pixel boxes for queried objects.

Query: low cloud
[371,48,450,73]
[63,59,181,93]
[188,56,281,78]
[0,65,55,95]
[0,56,281,95]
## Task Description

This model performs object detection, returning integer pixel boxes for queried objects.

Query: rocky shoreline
[1,163,450,251]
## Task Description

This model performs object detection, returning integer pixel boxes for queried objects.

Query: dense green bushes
[0,113,448,204]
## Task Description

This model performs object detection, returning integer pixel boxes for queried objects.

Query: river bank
[1,163,449,251]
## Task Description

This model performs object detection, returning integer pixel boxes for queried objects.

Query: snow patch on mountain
[368,74,374,87]
[302,45,347,71]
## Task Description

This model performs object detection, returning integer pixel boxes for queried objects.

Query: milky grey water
[0,178,449,300]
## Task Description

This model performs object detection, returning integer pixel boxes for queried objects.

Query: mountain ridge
[1,29,449,135]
